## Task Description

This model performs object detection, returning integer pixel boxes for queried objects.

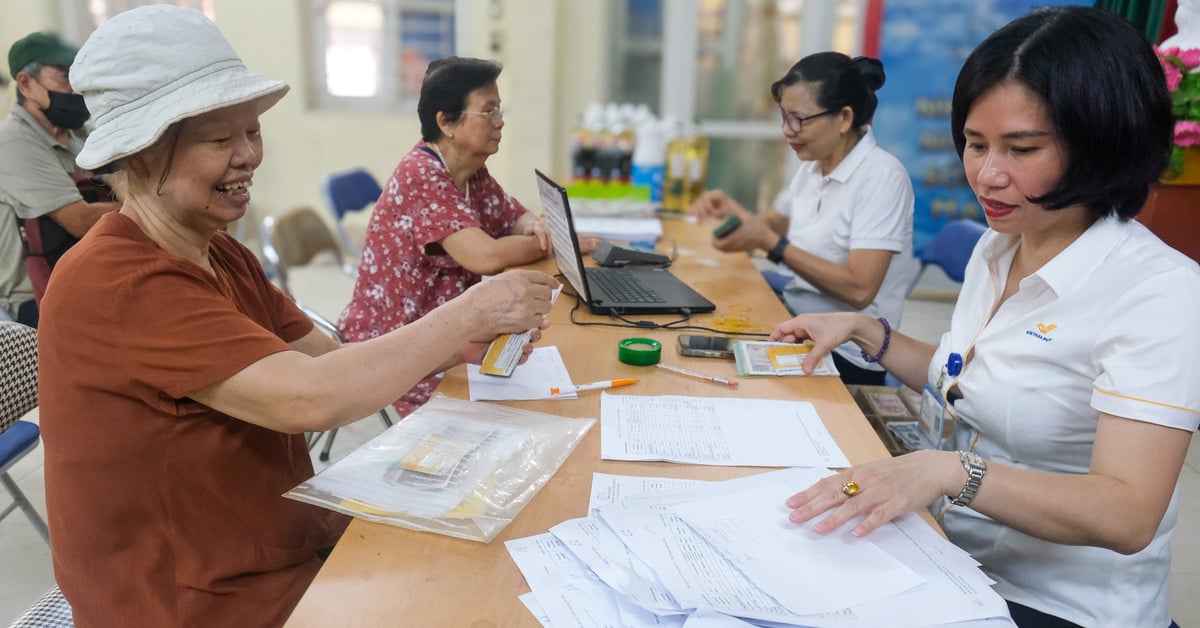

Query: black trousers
[15,299,38,328]
[832,351,886,386]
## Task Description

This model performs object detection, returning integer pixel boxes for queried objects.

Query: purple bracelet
[860,317,891,363]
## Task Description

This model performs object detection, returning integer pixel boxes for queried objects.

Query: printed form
[599,394,849,467]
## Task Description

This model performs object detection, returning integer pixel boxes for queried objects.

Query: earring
[448,133,454,138]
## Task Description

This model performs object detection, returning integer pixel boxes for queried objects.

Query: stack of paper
[507,469,1015,627]
[573,217,664,243]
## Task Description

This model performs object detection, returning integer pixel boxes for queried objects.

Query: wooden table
[286,218,895,627]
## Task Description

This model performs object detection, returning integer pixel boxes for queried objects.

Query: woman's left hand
[786,450,963,537]
[524,219,554,254]
[459,317,549,366]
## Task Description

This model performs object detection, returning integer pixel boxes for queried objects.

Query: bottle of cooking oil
[683,133,710,208]
[661,121,689,212]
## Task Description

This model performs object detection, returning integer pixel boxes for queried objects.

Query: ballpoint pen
[655,363,739,389]
[551,378,639,396]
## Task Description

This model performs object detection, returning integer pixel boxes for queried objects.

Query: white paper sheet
[506,534,686,628]
[550,517,688,615]
[588,473,715,514]
[518,592,552,628]
[599,394,849,467]
[573,217,664,243]
[669,468,924,615]
[469,346,577,401]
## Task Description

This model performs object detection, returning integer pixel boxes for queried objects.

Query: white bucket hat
[71,4,289,170]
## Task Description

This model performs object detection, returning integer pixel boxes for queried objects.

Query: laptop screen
[535,170,590,302]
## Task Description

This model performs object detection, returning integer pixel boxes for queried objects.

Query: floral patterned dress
[338,140,526,417]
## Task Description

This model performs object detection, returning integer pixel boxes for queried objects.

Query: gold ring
[841,481,860,497]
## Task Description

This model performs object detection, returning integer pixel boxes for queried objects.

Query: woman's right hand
[462,270,559,336]
[687,189,746,221]
[770,312,867,375]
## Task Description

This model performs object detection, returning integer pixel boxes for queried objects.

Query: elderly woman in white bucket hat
[36,6,557,626]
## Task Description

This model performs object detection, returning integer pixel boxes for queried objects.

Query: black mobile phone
[712,215,742,238]
[677,334,735,359]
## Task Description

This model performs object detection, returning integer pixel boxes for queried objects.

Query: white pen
[551,378,639,396]
[656,363,739,388]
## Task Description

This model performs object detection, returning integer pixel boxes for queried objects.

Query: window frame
[307,0,465,112]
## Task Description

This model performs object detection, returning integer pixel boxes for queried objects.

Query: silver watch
[951,450,987,508]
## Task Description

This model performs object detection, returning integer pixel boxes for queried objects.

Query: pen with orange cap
[551,378,638,396]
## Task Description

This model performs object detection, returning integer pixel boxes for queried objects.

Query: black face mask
[40,89,90,130]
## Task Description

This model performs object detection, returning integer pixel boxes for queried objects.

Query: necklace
[427,142,470,203]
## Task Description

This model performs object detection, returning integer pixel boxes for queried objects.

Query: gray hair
[14,61,43,106]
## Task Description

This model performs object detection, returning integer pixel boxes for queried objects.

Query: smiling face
[961,81,1083,237]
[137,100,264,231]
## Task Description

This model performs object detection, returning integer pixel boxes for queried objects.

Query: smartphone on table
[677,335,735,359]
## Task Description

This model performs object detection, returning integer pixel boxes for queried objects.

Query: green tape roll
[618,337,662,366]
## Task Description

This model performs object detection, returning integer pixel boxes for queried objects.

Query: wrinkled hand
[576,234,602,255]
[464,270,559,337]
[459,318,549,365]
[523,218,554,254]
[785,450,962,537]
[769,313,859,375]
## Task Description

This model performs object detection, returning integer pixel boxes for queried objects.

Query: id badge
[917,384,948,450]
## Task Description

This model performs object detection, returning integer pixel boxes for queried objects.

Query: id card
[478,286,561,377]
[914,384,947,450]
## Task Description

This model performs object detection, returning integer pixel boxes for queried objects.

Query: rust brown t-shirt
[39,212,349,627]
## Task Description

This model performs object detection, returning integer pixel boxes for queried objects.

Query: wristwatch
[766,236,789,264]
[952,450,987,507]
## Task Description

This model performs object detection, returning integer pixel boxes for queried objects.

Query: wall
[0,0,611,230]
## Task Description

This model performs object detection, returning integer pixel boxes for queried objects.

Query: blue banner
[871,0,1074,253]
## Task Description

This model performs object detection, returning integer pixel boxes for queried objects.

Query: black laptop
[535,169,716,315]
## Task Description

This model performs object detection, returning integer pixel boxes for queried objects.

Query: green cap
[8,32,78,78]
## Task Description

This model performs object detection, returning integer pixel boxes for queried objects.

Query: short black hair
[418,57,502,142]
[950,6,1173,221]
[770,52,886,130]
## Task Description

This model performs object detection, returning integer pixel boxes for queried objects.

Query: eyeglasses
[460,108,504,126]
[779,108,835,133]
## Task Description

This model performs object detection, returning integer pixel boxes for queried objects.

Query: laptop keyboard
[589,268,666,304]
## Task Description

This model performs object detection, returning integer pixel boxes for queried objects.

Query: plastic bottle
[684,133,711,208]
[631,119,666,203]
[661,120,689,212]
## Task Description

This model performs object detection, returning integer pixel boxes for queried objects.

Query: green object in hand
[713,215,742,238]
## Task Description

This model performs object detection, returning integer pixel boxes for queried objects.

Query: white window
[309,0,459,111]
[60,0,215,42]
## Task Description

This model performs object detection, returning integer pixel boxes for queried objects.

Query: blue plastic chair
[916,219,988,285]
[0,321,50,544]
[322,168,383,259]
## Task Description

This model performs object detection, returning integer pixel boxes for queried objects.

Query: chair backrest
[260,207,354,298]
[919,219,988,283]
[0,321,38,434]
[322,168,382,259]
[323,168,383,220]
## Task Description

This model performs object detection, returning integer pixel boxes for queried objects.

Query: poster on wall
[871,0,1073,253]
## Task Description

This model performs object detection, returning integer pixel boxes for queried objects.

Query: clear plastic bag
[286,394,595,542]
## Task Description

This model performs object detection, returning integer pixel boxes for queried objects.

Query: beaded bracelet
[860,317,891,363]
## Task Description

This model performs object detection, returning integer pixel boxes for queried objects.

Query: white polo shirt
[930,216,1200,626]
[775,127,918,370]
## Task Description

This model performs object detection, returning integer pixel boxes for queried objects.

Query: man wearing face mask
[0,32,119,326]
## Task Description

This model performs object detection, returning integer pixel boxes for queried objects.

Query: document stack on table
[507,468,1015,627]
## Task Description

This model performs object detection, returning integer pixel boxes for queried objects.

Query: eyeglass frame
[459,107,504,126]
[778,107,836,133]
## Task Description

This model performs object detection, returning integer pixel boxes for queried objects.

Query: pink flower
[1163,61,1183,91]
[1176,121,1200,147]
[1178,48,1200,68]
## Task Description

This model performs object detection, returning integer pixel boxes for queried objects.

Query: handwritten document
[599,394,849,467]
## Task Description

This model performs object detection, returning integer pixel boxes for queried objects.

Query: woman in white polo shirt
[771,7,1198,627]
[689,52,915,386]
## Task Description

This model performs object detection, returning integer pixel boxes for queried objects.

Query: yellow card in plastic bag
[766,344,811,369]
